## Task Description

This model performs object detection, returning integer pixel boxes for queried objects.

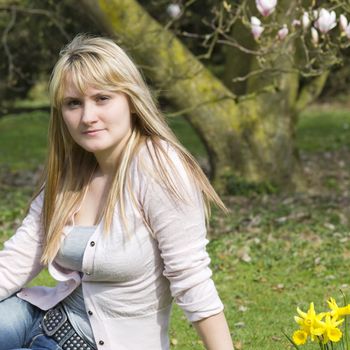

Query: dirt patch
[0,165,43,189]
[301,148,350,196]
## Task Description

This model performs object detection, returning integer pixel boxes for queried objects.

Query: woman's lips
[83,129,105,136]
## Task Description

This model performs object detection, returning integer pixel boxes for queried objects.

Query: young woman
[0,35,234,350]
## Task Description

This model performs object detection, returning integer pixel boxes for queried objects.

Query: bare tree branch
[0,5,70,40]
[2,5,16,84]
[164,94,235,118]
[294,70,330,113]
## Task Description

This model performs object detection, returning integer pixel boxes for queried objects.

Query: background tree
[1,0,350,193]
[79,0,350,192]
[0,0,101,114]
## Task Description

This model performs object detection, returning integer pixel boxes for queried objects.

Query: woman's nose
[81,102,98,124]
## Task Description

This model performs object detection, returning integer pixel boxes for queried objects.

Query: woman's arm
[193,311,234,350]
[137,141,234,347]
[0,191,45,301]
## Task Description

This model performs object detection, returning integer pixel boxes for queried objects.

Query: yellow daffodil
[294,302,326,340]
[292,330,308,345]
[290,298,350,348]
[327,297,350,320]
[318,313,343,344]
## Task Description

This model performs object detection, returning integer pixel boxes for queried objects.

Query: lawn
[1,106,350,349]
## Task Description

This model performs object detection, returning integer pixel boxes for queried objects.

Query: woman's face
[61,79,133,161]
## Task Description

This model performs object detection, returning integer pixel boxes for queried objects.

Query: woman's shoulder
[29,187,45,213]
[137,137,176,159]
[133,137,185,179]
[130,137,199,202]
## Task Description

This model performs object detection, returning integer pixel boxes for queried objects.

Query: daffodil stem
[346,316,350,350]
[319,338,327,350]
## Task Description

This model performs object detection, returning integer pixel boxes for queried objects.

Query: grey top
[55,226,96,271]
[55,226,96,347]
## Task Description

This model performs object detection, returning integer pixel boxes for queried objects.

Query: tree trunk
[80,0,326,193]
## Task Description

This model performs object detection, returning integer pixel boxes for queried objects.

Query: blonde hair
[38,34,227,265]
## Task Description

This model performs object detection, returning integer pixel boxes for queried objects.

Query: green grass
[297,106,350,152]
[1,106,350,349]
[169,193,350,349]
[0,112,49,171]
[167,115,207,157]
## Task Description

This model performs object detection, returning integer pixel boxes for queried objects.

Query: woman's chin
[78,143,108,154]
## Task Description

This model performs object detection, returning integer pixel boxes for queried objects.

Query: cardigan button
[90,241,95,247]
[99,340,104,345]
[88,310,93,316]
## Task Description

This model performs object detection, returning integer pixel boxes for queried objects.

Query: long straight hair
[38,34,227,265]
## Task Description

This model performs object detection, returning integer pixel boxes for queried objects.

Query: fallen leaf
[275,216,288,223]
[238,305,248,312]
[234,321,245,328]
[343,250,350,260]
[272,283,284,291]
[272,335,282,341]
[324,222,335,231]
[314,257,321,265]
[233,341,243,350]
[253,237,261,244]
[237,247,252,263]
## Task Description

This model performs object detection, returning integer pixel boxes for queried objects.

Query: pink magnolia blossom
[292,19,301,27]
[302,12,310,30]
[251,16,262,26]
[251,16,264,39]
[340,14,348,32]
[166,4,181,18]
[311,27,319,45]
[314,8,337,34]
[278,25,289,40]
[255,0,277,17]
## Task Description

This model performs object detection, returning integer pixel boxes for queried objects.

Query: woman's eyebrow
[63,91,111,100]
[62,96,80,104]
[90,92,110,97]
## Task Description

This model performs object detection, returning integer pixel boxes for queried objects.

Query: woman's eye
[66,100,81,108]
[97,95,110,102]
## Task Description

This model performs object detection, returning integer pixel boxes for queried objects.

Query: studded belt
[41,304,96,350]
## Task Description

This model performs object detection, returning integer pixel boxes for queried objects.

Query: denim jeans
[0,294,61,350]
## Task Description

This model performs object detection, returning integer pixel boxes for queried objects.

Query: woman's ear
[126,94,135,114]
